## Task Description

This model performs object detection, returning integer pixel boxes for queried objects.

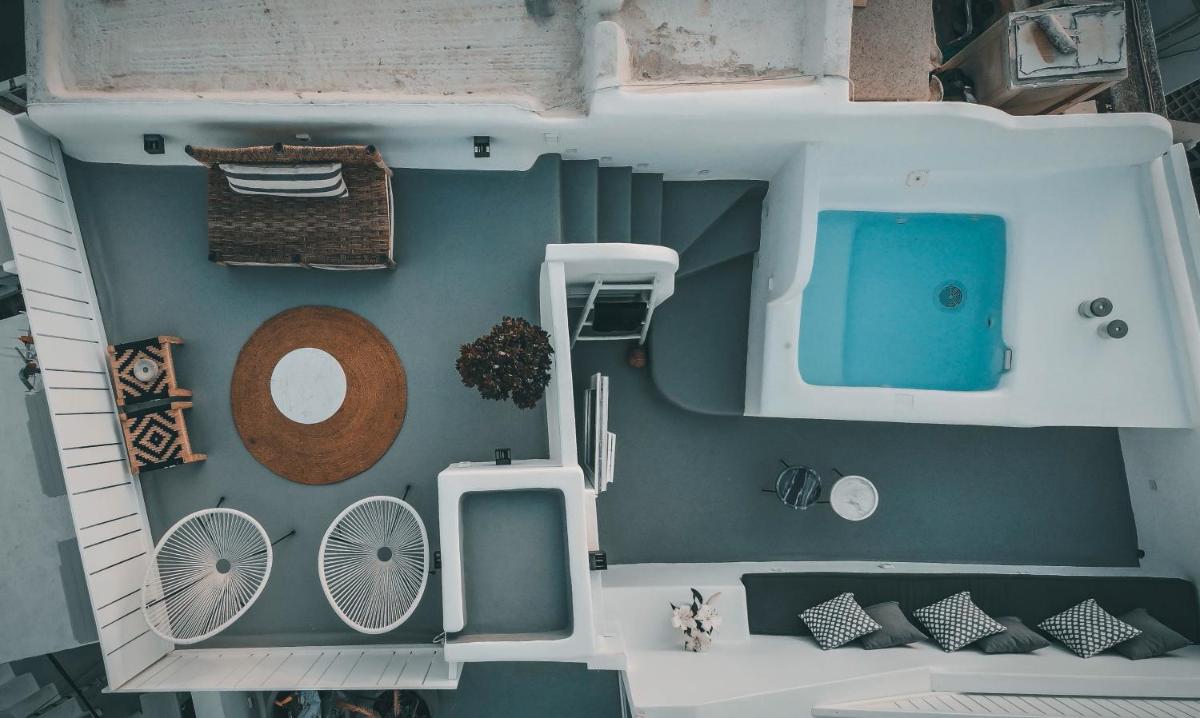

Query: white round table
[830,475,879,521]
[269,347,347,424]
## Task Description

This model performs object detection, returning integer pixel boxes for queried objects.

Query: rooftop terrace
[66,151,1140,654]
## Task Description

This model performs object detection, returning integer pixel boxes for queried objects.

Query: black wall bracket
[143,134,165,155]
[474,135,491,158]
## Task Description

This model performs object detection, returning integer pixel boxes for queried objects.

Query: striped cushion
[219,162,349,198]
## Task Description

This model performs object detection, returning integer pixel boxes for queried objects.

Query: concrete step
[630,173,664,246]
[0,676,39,714]
[0,683,58,718]
[660,180,761,256]
[649,254,754,416]
[676,186,767,278]
[560,159,598,243]
[140,689,184,717]
[597,167,632,243]
[0,670,11,691]
[39,697,84,718]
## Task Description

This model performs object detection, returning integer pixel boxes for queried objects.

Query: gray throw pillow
[1115,608,1192,660]
[860,601,928,650]
[975,616,1050,654]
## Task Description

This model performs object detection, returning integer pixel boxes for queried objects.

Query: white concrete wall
[1120,146,1200,588]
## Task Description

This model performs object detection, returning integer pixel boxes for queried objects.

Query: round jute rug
[231,306,406,485]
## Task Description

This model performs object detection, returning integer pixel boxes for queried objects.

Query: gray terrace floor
[69,152,1139,656]
[574,339,1140,568]
[69,156,560,648]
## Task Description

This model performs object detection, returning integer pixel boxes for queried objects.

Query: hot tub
[798,211,1008,392]
[744,145,1200,427]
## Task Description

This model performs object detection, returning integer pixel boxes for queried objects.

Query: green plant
[456,317,554,409]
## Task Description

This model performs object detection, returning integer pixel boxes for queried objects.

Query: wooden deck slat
[267,652,324,687]
[377,649,413,686]
[66,458,131,495]
[83,550,148,607]
[0,114,56,164]
[34,336,108,373]
[320,650,365,687]
[69,482,140,531]
[346,650,393,686]
[42,368,108,389]
[0,155,65,203]
[25,308,98,343]
[81,530,146,576]
[94,587,142,627]
[54,412,122,449]
[63,443,125,470]
[816,693,1200,717]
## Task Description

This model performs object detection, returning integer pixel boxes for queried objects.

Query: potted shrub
[456,317,553,410]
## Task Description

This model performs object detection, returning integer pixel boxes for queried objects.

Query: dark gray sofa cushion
[860,601,928,649]
[976,616,1050,654]
[1115,608,1193,659]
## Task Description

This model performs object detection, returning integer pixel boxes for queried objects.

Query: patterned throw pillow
[913,591,1006,652]
[1038,599,1142,658]
[799,592,882,650]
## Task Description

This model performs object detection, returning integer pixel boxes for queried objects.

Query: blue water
[799,211,1007,391]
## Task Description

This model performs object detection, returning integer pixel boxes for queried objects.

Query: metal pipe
[45,654,100,718]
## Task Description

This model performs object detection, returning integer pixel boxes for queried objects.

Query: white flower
[671,605,696,631]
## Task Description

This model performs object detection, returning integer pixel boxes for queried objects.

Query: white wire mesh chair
[141,507,278,644]
[319,494,429,634]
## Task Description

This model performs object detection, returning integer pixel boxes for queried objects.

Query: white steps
[814,692,1200,718]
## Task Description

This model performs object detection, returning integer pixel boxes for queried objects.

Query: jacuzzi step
[676,186,766,278]
[649,253,753,416]
[660,180,764,256]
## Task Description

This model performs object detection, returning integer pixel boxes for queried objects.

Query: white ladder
[570,280,658,347]
[814,691,1200,718]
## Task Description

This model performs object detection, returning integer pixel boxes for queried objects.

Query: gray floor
[575,341,1140,567]
[68,157,560,646]
[66,155,1135,718]
[461,490,571,635]
[0,316,97,664]
[430,661,620,718]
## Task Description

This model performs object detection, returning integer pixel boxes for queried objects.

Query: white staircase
[815,692,1200,718]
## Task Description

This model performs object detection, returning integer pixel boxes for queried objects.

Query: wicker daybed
[186,143,394,269]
